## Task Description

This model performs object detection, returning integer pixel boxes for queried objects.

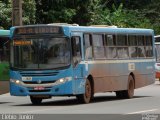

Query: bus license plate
[34,86,45,90]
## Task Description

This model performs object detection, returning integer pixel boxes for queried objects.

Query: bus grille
[20,71,59,77]
[23,81,56,84]
[29,90,51,92]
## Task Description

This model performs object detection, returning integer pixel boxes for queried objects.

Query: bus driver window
[71,37,81,67]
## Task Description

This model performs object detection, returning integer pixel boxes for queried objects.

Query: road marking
[21,106,70,114]
[22,108,57,113]
[126,109,158,114]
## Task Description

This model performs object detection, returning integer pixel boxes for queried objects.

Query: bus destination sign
[14,26,63,35]
[14,40,32,46]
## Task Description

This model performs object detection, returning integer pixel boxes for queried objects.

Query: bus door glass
[71,36,82,67]
[71,35,84,93]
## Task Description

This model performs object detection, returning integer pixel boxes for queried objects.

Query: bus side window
[155,44,160,61]
[137,35,145,58]
[128,35,137,58]
[92,34,105,59]
[105,34,117,59]
[71,36,81,67]
[116,35,129,58]
[146,36,153,57]
[84,34,92,60]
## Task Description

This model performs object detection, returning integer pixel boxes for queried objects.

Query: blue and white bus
[10,24,155,104]
[0,30,10,81]
[155,35,160,80]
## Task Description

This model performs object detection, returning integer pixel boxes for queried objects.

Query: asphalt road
[0,81,9,95]
[0,81,160,120]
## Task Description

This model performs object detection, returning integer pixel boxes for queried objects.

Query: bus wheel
[30,96,42,105]
[76,79,92,104]
[123,75,135,99]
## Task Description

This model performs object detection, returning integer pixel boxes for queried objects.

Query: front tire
[76,79,92,104]
[30,96,42,105]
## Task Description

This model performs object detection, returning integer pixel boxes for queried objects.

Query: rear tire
[116,75,134,99]
[123,75,135,99]
[76,79,92,104]
[30,96,42,105]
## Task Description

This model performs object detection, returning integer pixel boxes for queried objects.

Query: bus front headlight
[55,77,72,85]
[55,78,66,85]
[10,79,21,85]
[59,78,65,83]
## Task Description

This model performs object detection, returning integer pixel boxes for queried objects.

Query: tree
[111,0,160,34]
[0,0,12,29]
[141,0,160,34]
[1,0,160,34]
[0,0,36,29]
[35,0,76,24]
[89,3,152,29]
[23,0,36,25]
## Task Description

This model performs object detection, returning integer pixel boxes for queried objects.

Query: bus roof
[11,24,154,35]
[155,35,160,38]
[0,30,10,37]
[69,26,153,34]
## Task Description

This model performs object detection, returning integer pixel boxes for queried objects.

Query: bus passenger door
[71,34,85,94]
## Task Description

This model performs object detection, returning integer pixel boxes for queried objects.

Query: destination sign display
[14,26,63,35]
[14,40,32,46]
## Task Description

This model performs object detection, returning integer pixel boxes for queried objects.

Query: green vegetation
[0,0,160,34]
[0,0,159,81]
[0,0,36,29]
[0,62,9,81]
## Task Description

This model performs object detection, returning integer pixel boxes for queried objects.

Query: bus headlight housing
[55,77,72,85]
[59,78,65,83]
[10,79,21,85]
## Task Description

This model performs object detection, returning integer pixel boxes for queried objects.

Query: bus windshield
[11,36,71,69]
[156,44,160,62]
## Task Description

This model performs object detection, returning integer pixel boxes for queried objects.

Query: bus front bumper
[10,80,73,96]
